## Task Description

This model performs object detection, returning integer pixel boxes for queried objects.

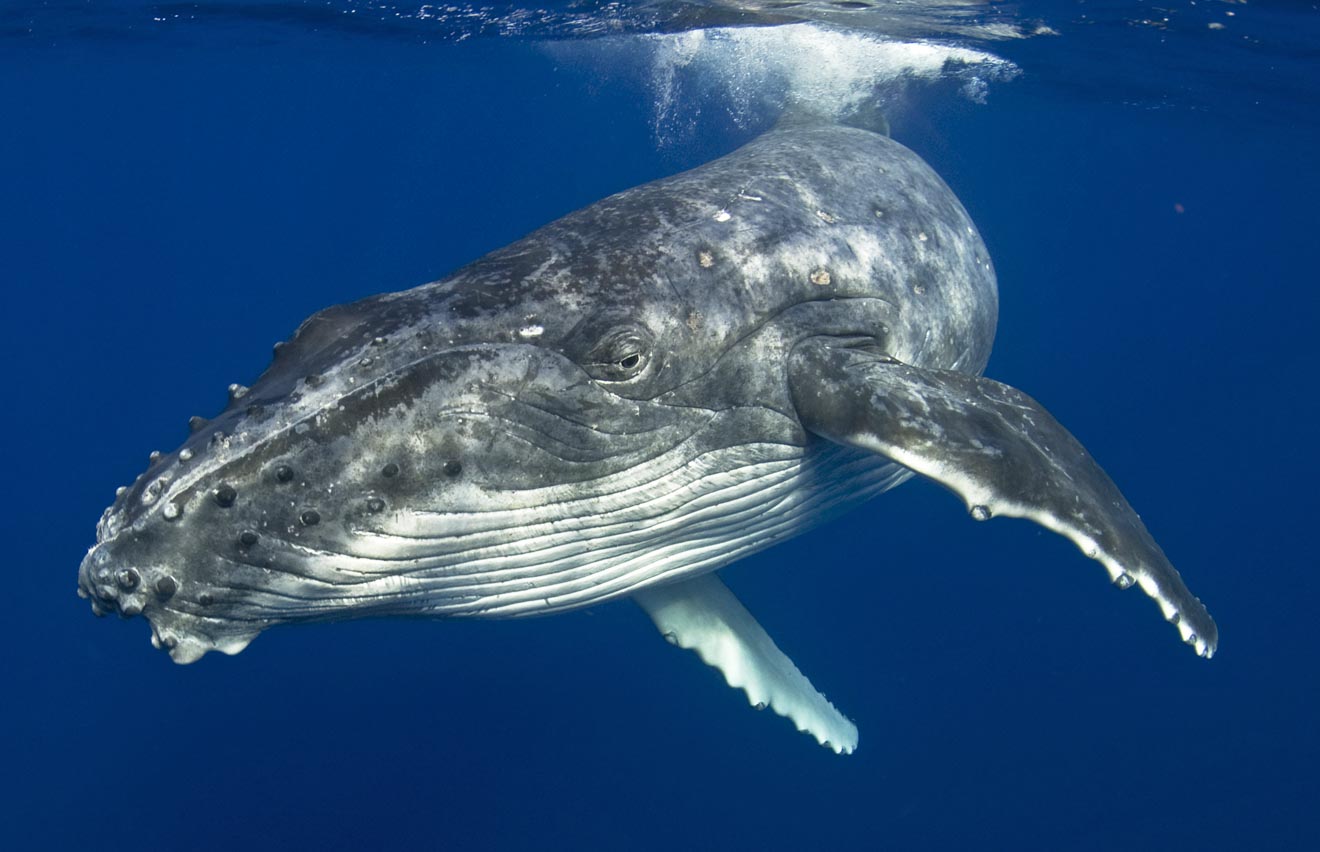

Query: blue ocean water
[3,1,1317,849]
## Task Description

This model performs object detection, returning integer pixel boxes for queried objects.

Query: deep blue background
[3,7,1317,851]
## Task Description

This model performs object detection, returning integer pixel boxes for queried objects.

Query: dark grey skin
[79,121,1215,750]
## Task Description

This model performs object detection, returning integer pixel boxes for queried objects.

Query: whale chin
[78,541,262,664]
[148,616,259,665]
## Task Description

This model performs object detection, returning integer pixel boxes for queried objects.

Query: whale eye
[583,325,654,383]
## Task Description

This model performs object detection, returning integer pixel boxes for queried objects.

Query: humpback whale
[78,118,1216,754]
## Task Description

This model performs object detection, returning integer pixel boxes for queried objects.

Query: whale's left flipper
[634,572,859,754]
[788,337,1217,658]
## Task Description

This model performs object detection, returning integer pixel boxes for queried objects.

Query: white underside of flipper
[789,337,1218,659]
[634,572,858,755]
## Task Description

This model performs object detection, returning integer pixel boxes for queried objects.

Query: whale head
[77,264,730,662]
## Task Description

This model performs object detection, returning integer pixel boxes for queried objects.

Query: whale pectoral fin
[633,572,858,755]
[788,337,1217,658]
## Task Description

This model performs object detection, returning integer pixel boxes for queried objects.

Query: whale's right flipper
[788,336,1217,659]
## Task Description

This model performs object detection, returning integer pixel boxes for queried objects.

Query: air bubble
[162,502,182,521]
[1114,573,1135,590]
[970,505,991,522]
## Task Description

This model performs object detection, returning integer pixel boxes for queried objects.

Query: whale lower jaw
[119,441,908,664]
[155,629,256,665]
[437,443,909,619]
[206,441,906,626]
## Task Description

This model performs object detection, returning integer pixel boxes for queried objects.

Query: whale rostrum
[79,120,1215,754]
